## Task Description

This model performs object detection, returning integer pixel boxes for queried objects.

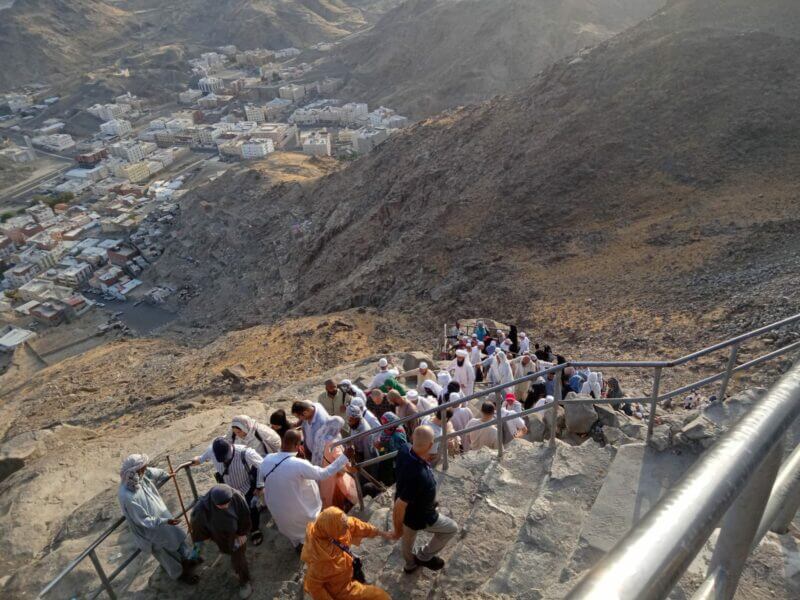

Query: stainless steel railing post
[495,390,504,458]
[87,549,116,600]
[184,465,199,501]
[764,443,800,535]
[718,342,740,402]
[441,407,450,471]
[704,441,783,599]
[550,373,562,447]
[647,366,663,441]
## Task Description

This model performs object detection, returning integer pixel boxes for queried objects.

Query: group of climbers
[118,322,636,599]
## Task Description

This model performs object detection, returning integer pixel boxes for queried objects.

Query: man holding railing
[118,454,200,585]
[392,426,458,573]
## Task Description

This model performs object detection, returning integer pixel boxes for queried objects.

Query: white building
[278,84,306,103]
[56,263,93,287]
[6,93,33,113]
[241,139,275,159]
[353,126,390,154]
[250,123,298,149]
[244,104,267,123]
[198,77,224,93]
[88,103,128,121]
[200,52,225,72]
[274,47,301,59]
[110,140,145,163]
[100,119,133,137]
[178,89,203,104]
[31,134,76,152]
[302,131,332,157]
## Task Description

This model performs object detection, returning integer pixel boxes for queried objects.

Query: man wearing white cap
[397,361,438,393]
[448,349,475,396]
[369,357,393,389]
[519,332,531,355]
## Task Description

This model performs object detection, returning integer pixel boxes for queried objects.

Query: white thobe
[502,407,526,438]
[448,358,476,396]
[256,452,349,546]
[369,370,392,389]
[519,337,530,354]
[451,406,474,431]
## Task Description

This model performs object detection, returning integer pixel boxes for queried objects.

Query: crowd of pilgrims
[116,320,641,599]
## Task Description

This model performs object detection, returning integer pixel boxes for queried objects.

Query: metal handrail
[334,313,800,457]
[565,360,800,600]
[39,461,200,600]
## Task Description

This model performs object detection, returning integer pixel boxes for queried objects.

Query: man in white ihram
[255,429,350,549]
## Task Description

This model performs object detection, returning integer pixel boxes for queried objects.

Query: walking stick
[166,455,193,540]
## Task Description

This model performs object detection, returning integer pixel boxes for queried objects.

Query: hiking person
[256,429,350,549]
[319,378,348,416]
[190,485,253,598]
[230,414,281,456]
[392,426,459,573]
[118,454,199,584]
[463,402,498,451]
[302,507,393,599]
[192,437,264,545]
[396,361,437,393]
[291,400,331,461]
[448,348,475,396]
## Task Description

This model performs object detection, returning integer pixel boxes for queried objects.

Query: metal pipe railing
[565,361,800,600]
[39,462,200,600]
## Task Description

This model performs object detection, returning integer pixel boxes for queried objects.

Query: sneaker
[239,582,253,599]
[414,555,445,571]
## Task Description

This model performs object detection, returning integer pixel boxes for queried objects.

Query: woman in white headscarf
[118,454,198,583]
[313,415,359,510]
[230,414,281,457]
[489,352,515,389]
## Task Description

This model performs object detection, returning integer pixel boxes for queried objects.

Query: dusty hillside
[0,0,135,88]
[314,0,666,117]
[150,0,800,351]
[0,0,399,89]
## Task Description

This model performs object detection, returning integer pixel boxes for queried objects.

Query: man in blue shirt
[392,425,458,573]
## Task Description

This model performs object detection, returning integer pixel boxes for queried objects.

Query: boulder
[542,403,565,437]
[526,413,546,442]
[681,416,715,441]
[222,364,250,383]
[594,404,620,428]
[564,399,598,434]
[602,426,638,446]
[648,424,671,452]
[620,421,647,440]
[400,351,437,373]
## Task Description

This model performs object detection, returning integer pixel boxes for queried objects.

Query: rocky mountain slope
[150,0,800,349]
[0,0,398,89]
[315,0,667,117]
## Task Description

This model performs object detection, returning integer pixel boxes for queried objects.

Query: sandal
[250,530,264,546]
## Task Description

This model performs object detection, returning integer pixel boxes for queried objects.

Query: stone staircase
[63,388,800,600]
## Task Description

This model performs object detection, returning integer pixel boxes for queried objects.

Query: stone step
[437,439,554,595]
[482,439,614,599]
[540,442,698,599]
[355,448,500,599]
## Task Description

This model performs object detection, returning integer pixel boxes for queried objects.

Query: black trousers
[244,489,260,532]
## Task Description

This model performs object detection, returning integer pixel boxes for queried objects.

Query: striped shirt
[198,443,263,495]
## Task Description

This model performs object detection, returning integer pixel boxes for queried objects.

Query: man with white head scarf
[230,414,281,457]
[118,454,198,583]
[448,349,475,396]
[397,361,438,393]
[369,357,393,389]
[510,354,538,401]
[519,332,531,355]
[339,379,367,404]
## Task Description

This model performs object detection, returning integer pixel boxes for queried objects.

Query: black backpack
[215,448,258,493]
